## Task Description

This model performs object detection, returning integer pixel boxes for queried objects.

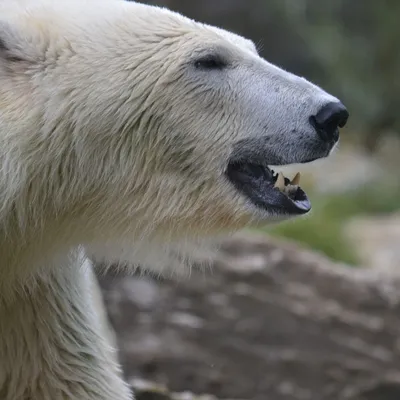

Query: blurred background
[98,1,400,399]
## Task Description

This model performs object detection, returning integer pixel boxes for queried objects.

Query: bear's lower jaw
[225,161,311,216]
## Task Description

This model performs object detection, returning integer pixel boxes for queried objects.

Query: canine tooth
[291,172,301,186]
[274,172,285,191]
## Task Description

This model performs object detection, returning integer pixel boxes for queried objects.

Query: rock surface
[97,232,400,400]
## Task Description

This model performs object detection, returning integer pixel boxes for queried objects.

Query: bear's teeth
[274,172,301,193]
[274,172,285,191]
[291,172,301,186]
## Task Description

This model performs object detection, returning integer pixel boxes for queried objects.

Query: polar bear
[0,0,348,398]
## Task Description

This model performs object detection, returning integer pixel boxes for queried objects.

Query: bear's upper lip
[225,161,311,215]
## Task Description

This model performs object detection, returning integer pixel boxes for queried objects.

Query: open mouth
[226,161,311,215]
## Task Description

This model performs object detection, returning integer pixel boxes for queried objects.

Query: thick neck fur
[0,252,133,400]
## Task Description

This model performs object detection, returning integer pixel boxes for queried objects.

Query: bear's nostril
[310,101,349,143]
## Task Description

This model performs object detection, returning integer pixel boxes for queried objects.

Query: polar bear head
[0,0,348,270]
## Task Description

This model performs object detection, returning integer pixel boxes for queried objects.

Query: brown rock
[97,232,400,400]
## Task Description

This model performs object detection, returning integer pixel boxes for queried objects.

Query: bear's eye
[194,55,227,70]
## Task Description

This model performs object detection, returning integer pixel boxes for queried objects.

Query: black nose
[310,101,349,143]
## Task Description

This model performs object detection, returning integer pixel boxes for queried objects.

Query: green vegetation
[265,183,400,265]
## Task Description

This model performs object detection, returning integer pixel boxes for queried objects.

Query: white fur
[0,0,340,398]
